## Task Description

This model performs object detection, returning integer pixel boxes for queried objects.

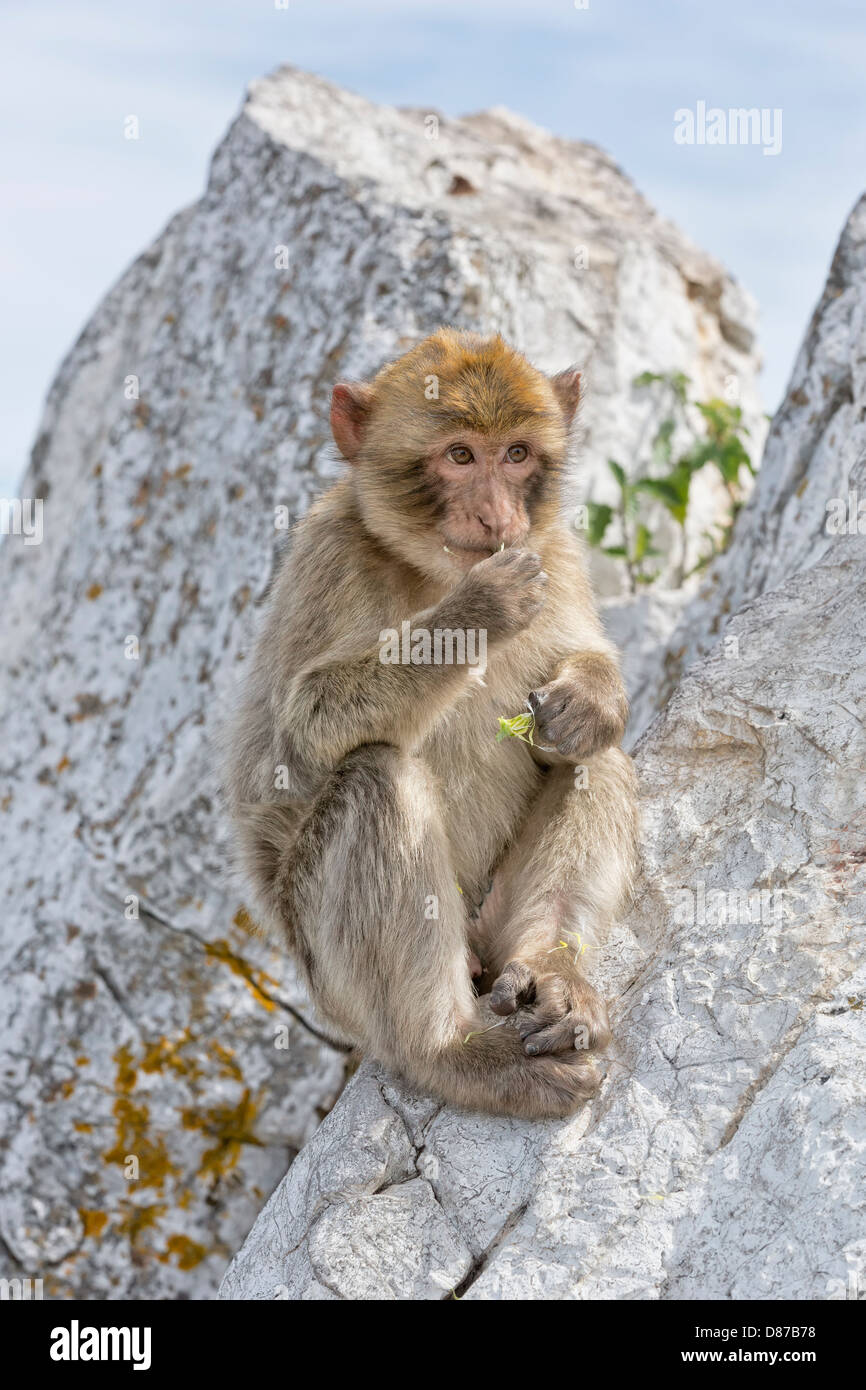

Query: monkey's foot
[468,950,483,979]
[488,959,610,1056]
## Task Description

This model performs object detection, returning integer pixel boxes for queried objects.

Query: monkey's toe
[521,1012,584,1055]
[489,960,536,1015]
[518,975,611,1055]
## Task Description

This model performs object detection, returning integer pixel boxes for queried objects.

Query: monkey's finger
[489,960,536,1015]
[512,549,542,575]
[529,687,569,726]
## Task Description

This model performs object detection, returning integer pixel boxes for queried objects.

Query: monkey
[225,328,639,1119]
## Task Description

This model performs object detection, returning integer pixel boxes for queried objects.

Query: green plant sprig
[495,712,536,745]
[585,370,756,591]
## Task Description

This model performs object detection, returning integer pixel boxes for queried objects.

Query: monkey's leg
[480,747,638,1057]
[265,743,599,1118]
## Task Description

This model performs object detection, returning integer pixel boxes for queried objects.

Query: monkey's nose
[476,513,512,546]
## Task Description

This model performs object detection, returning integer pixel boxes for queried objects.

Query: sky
[1,0,864,498]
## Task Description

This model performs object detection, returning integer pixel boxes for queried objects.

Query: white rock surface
[220,195,866,1302]
[656,192,866,701]
[0,68,760,1298]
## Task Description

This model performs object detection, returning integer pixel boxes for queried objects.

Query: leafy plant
[586,371,755,591]
[495,712,536,745]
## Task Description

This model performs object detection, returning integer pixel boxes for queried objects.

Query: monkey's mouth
[440,531,523,559]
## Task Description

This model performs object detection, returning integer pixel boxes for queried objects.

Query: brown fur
[224,329,639,1119]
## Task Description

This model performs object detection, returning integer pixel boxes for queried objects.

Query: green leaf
[601,545,627,558]
[585,501,613,546]
[669,371,691,405]
[651,417,676,468]
[632,370,665,390]
[607,459,627,490]
[633,522,651,563]
[495,713,535,745]
[635,466,691,524]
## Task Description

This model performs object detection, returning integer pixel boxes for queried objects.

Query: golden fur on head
[350,328,579,573]
[368,328,568,454]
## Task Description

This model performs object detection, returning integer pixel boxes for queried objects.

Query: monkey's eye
[506,444,529,463]
[448,445,474,465]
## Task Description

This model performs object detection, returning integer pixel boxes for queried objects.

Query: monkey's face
[424,428,546,563]
[330,330,581,579]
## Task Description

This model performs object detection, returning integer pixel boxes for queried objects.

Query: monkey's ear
[330,382,375,462]
[550,367,581,427]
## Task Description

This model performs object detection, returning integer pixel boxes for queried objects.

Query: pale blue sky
[2,0,864,497]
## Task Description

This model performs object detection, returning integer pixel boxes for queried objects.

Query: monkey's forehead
[419,406,559,439]
[375,329,553,397]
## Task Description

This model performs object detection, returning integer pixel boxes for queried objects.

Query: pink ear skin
[550,368,582,427]
[330,382,375,462]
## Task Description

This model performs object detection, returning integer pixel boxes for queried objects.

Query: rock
[220,195,866,1301]
[0,66,762,1298]
[658,192,866,698]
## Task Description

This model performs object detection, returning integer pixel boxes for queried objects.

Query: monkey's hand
[488,954,610,1057]
[528,653,627,759]
[449,548,547,642]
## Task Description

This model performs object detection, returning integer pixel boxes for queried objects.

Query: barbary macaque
[226,329,638,1118]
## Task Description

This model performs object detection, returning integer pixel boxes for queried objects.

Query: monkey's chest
[419,647,547,898]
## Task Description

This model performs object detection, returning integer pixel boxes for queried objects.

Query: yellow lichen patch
[75,1056,90,1067]
[162,462,192,484]
[74,1122,92,1133]
[102,1094,179,1189]
[207,1040,243,1083]
[205,939,278,1011]
[79,1209,108,1239]
[181,1089,262,1181]
[159,1234,208,1271]
[232,906,258,935]
[115,1200,166,1247]
[139,1028,202,1083]
[85,583,103,601]
[56,755,70,773]
[114,1042,138,1094]
[102,1045,180,1190]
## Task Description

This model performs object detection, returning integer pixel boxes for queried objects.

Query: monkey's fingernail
[525,1044,538,1055]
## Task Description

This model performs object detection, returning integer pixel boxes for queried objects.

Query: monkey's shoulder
[267,487,415,658]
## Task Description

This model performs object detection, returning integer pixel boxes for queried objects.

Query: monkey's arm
[283,616,475,765]
[280,545,546,767]
[525,532,629,764]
